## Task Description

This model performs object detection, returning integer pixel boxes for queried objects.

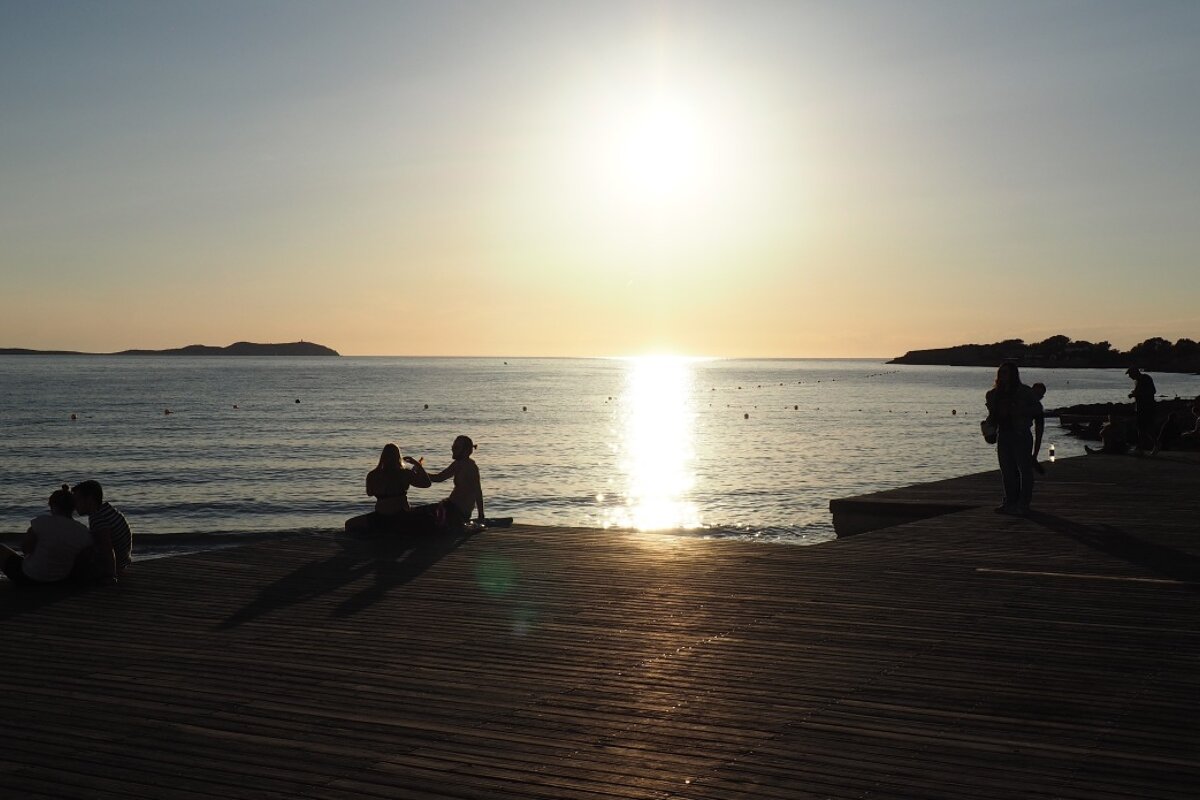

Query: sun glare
[610,97,705,203]
[565,76,734,220]
[607,355,702,531]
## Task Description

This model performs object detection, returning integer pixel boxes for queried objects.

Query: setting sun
[607,94,706,204]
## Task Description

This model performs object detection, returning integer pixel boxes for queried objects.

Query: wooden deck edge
[828,498,976,537]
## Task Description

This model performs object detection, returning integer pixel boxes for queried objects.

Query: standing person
[71,480,132,583]
[344,443,432,533]
[1,485,94,588]
[418,435,485,531]
[984,363,1040,515]
[1126,368,1157,452]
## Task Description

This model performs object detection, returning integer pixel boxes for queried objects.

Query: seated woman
[1085,415,1131,455]
[1170,396,1200,450]
[412,435,484,532]
[1,485,94,588]
[344,444,431,534]
[1150,412,1184,455]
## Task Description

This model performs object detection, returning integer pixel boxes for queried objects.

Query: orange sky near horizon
[3,3,1198,358]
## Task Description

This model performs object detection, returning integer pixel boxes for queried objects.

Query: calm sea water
[3,356,1198,545]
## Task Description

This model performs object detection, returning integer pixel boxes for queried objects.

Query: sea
[3,356,1199,548]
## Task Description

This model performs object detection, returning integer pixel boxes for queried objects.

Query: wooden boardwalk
[4,454,1199,799]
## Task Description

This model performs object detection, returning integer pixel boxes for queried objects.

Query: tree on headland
[890,335,1200,373]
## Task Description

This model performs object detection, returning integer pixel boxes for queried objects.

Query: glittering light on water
[606,356,702,531]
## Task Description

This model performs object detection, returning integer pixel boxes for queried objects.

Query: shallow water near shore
[3,356,1199,546]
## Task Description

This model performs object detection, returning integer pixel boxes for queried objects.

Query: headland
[0,340,340,356]
[890,334,1200,373]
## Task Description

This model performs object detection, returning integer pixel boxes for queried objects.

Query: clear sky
[2,1,1198,357]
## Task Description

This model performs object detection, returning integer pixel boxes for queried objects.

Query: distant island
[890,335,1200,374]
[0,341,340,357]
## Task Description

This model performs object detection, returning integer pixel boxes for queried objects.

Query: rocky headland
[0,341,340,356]
[890,335,1200,374]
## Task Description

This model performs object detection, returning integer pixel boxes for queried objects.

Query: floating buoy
[295,399,300,404]
[423,404,429,410]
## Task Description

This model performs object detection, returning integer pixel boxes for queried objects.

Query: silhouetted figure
[72,480,132,584]
[1085,415,1130,455]
[1150,412,1184,455]
[344,444,431,534]
[1126,367,1157,452]
[1,485,93,588]
[1030,382,1047,474]
[984,362,1041,514]
[412,435,485,532]
[1174,396,1200,450]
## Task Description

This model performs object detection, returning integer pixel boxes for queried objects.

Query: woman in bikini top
[366,443,431,517]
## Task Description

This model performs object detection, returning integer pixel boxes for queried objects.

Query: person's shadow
[0,581,92,620]
[218,529,475,629]
[1025,511,1200,590]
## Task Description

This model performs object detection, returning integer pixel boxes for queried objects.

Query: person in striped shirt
[71,480,132,583]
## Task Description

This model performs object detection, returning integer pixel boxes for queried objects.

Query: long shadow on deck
[218,530,475,629]
[1028,511,1200,589]
[0,581,94,620]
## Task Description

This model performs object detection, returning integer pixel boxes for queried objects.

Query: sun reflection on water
[606,356,702,531]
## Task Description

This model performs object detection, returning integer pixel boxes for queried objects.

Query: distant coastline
[890,335,1200,374]
[0,341,340,357]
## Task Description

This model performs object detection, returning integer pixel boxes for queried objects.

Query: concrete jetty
[4,453,1199,798]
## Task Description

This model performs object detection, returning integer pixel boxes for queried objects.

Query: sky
[2,1,1199,357]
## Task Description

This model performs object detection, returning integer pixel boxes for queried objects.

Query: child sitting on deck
[1085,416,1131,456]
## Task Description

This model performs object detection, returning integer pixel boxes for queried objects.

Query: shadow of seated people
[1025,511,1200,589]
[0,578,96,621]
[218,528,475,629]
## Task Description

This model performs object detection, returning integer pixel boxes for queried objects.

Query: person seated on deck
[1085,415,1131,455]
[412,435,485,532]
[1150,412,1184,456]
[1163,396,1200,451]
[1,485,94,589]
[71,480,133,584]
[345,443,432,534]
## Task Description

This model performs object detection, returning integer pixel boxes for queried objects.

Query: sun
[574,83,724,214]
[609,96,705,203]
[537,63,760,247]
